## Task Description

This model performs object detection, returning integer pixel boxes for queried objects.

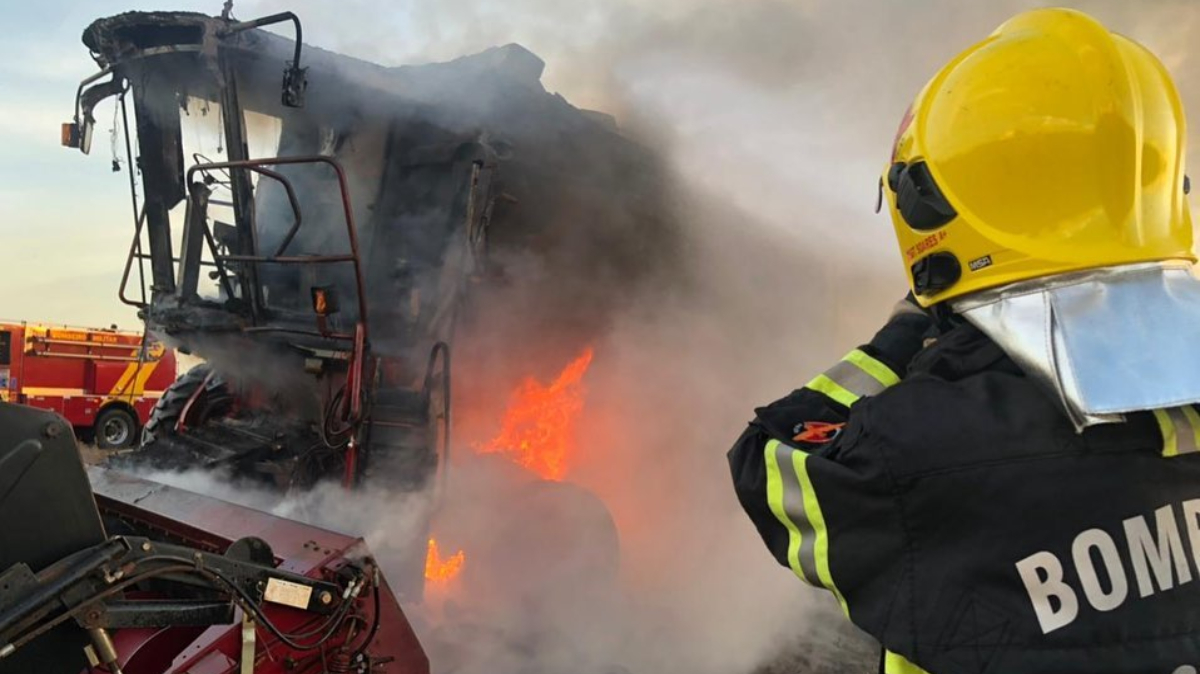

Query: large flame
[478,347,595,481]
[425,537,465,584]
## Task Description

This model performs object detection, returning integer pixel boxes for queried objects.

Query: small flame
[425,537,465,584]
[479,347,595,481]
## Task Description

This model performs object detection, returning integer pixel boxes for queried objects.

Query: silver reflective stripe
[821,359,889,400]
[772,442,820,584]
[1165,407,1200,456]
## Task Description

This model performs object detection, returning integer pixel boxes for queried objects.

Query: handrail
[220,11,304,89]
[240,326,355,341]
[185,156,369,340]
[26,352,146,363]
[30,338,149,350]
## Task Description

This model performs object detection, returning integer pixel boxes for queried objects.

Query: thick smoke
[146,2,1200,673]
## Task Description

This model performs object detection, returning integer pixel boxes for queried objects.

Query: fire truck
[0,322,177,449]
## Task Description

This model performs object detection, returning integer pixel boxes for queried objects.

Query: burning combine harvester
[0,6,673,673]
[66,8,665,492]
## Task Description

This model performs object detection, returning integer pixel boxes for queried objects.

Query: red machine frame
[87,468,429,674]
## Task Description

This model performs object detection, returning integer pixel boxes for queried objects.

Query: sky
[0,0,210,329]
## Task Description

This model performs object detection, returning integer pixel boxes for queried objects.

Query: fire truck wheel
[95,407,137,450]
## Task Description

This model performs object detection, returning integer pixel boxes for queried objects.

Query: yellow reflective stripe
[884,651,934,674]
[805,374,860,407]
[844,348,900,388]
[764,439,809,583]
[109,359,140,397]
[805,349,901,407]
[109,350,160,400]
[1154,407,1200,458]
[793,451,849,617]
[1180,406,1200,454]
[129,360,160,396]
[1154,409,1177,457]
[20,387,86,397]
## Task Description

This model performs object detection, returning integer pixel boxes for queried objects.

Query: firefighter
[729,8,1200,674]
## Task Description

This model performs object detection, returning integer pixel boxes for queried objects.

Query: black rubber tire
[94,407,137,450]
[141,364,229,446]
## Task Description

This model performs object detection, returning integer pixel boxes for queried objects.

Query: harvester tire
[141,365,230,446]
[95,406,137,450]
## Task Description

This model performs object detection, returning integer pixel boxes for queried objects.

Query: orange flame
[479,347,595,481]
[425,537,465,584]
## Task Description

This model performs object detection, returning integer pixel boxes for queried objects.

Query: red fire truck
[0,322,177,449]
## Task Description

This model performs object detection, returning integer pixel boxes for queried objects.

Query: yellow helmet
[883,7,1194,307]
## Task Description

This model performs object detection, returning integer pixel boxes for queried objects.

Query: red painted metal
[87,468,430,674]
[348,323,366,424]
[342,437,358,490]
[0,322,176,430]
[341,322,369,488]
